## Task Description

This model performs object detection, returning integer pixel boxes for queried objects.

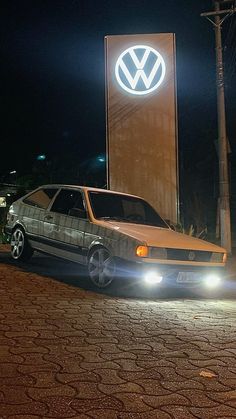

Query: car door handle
[44,214,53,220]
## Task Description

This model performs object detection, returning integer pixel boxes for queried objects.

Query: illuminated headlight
[149,247,167,259]
[210,252,224,263]
[204,274,221,288]
[144,271,163,285]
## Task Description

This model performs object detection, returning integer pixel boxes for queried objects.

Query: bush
[0,223,8,244]
[0,207,9,244]
[168,221,208,240]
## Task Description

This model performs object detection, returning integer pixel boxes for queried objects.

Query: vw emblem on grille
[188,251,195,261]
[115,45,166,95]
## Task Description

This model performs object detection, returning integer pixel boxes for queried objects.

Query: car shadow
[0,250,235,300]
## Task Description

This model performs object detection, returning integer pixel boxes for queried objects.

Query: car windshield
[88,191,168,228]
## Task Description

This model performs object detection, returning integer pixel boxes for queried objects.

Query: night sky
[1,0,236,184]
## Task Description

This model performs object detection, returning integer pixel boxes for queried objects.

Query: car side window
[50,189,87,218]
[23,188,58,209]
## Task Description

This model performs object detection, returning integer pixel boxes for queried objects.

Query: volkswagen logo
[188,251,196,261]
[115,45,166,96]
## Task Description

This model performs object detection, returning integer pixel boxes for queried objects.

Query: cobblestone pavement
[0,246,236,418]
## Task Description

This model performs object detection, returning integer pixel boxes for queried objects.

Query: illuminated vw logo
[115,45,166,96]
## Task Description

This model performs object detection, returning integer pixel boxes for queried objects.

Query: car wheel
[88,247,116,288]
[11,227,34,262]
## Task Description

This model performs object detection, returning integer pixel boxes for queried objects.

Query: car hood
[99,221,225,252]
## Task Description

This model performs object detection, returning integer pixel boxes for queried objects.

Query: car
[4,184,226,289]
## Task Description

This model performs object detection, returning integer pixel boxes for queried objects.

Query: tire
[10,227,34,262]
[88,247,116,288]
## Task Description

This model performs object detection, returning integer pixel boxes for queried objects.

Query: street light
[97,155,106,163]
[36,154,46,161]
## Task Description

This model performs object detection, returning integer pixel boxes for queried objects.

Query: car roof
[38,184,141,199]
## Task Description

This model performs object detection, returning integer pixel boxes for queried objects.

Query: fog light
[204,274,221,288]
[144,271,163,285]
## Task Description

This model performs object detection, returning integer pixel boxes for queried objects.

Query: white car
[4,184,226,289]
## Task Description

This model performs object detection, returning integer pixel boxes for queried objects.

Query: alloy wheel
[88,247,115,288]
[11,228,25,260]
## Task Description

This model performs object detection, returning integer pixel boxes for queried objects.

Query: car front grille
[166,248,212,262]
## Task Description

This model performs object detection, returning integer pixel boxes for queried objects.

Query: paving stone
[92,369,126,385]
[190,404,236,418]
[100,351,137,361]
[0,347,24,363]
[118,369,162,382]
[109,392,153,413]
[0,363,24,378]
[80,360,120,370]
[85,409,119,418]
[189,358,228,368]
[65,349,105,363]
[98,382,144,395]
[27,371,63,388]
[118,410,172,419]
[208,389,236,404]
[10,346,49,355]
[0,400,48,416]
[133,379,171,396]
[142,393,191,409]
[28,384,76,401]
[44,355,84,374]
[178,389,219,407]
[8,415,41,419]
[161,378,205,392]
[112,359,143,372]
[162,405,200,419]
[71,395,124,413]
[69,382,105,399]
[56,371,100,385]
[0,385,32,404]
[18,362,60,374]
[0,336,16,347]
[40,396,78,417]
[218,377,236,388]
[0,375,36,387]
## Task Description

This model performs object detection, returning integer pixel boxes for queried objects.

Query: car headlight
[210,252,225,263]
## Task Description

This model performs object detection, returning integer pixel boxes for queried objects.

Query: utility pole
[201,0,235,254]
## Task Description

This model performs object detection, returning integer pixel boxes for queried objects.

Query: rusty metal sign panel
[105,33,178,224]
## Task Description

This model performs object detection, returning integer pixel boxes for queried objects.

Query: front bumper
[115,257,225,287]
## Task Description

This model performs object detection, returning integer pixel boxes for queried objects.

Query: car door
[21,187,59,246]
[43,188,88,263]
